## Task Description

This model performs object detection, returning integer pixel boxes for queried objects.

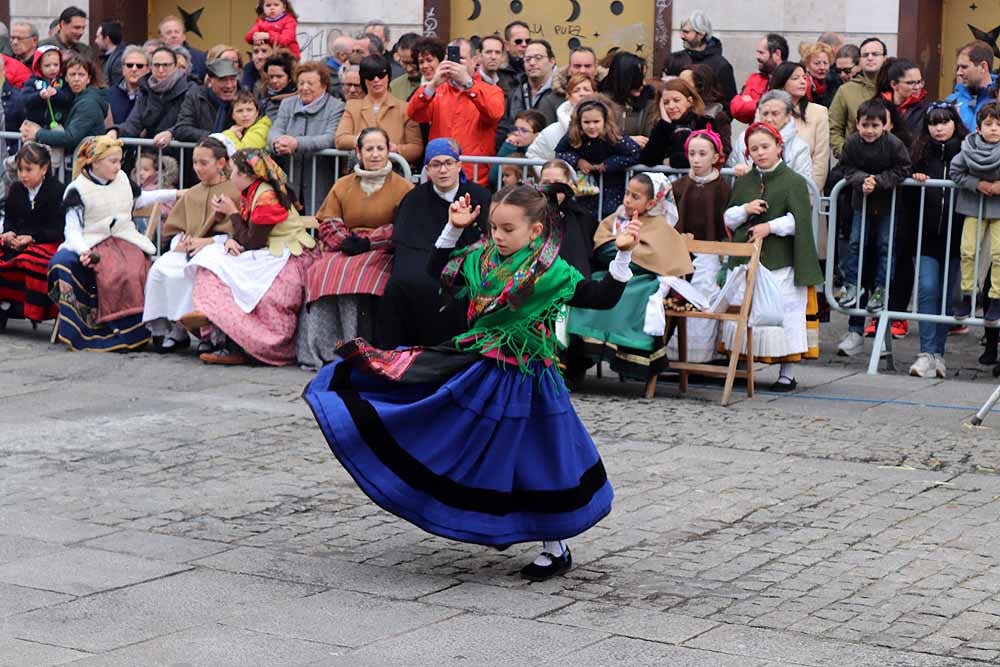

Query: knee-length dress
[304,225,632,547]
[0,175,65,323]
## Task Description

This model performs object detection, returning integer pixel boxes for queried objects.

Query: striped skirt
[0,243,59,322]
[47,246,150,352]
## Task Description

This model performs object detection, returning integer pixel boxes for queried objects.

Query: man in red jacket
[406,38,505,187]
[730,33,787,124]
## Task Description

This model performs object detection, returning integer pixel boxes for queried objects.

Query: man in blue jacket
[947,40,997,132]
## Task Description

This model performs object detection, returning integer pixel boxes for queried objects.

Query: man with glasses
[829,37,887,157]
[390,32,422,101]
[947,40,998,132]
[406,38,504,186]
[341,65,365,101]
[731,32,788,124]
[375,137,491,348]
[106,45,148,124]
[497,39,557,148]
[10,21,38,70]
[109,46,191,147]
[673,11,737,103]
[504,21,530,75]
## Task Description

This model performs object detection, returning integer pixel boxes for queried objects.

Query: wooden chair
[644,238,762,406]
[143,202,162,243]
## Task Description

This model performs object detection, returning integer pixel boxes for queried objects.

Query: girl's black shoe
[520,548,572,581]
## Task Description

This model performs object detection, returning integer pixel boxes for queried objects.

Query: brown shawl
[162,181,241,240]
[593,209,693,276]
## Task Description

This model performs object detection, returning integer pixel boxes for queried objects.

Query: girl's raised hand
[615,213,641,251]
[448,193,481,228]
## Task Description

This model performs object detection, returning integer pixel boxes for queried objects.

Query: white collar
[757,159,784,174]
[479,68,498,85]
[433,183,460,202]
[27,182,42,201]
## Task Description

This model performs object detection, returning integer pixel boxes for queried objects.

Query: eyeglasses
[900,79,924,86]
[511,127,532,134]
[524,54,548,63]
[512,38,529,45]
[364,71,390,80]
[124,62,147,69]
[151,62,175,69]
[426,159,458,170]
[860,51,884,58]
[835,67,855,74]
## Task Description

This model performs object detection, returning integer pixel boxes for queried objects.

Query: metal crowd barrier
[825,177,982,375]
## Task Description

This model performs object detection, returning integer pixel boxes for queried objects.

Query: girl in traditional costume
[48,135,178,351]
[0,143,65,329]
[720,122,823,391]
[304,184,641,581]
[142,137,241,353]
[568,171,693,381]
[179,148,316,365]
[668,127,731,363]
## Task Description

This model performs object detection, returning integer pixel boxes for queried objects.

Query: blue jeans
[844,210,894,334]
[917,255,961,355]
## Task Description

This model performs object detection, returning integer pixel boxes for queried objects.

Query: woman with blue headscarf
[373,137,493,349]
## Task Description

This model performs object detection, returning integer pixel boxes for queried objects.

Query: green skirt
[567,272,667,381]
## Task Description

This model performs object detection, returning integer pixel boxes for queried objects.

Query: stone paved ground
[3,316,1000,666]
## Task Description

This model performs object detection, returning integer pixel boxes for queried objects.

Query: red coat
[729,72,770,125]
[406,75,505,187]
[3,54,30,89]
[245,14,300,58]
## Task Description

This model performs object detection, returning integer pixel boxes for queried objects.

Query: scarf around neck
[148,69,184,94]
[440,228,582,370]
[354,162,393,195]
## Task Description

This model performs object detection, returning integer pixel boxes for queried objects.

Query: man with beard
[672,11,736,103]
[374,138,491,348]
[730,33,787,124]
[829,37,887,157]
[947,40,997,132]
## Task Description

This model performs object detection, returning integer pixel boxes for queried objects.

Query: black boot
[982,328,999,365]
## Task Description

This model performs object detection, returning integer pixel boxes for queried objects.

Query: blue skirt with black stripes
[303,342,613,547]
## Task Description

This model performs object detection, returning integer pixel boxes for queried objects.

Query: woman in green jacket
[21,54,110,160]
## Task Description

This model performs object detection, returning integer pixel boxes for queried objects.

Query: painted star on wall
[969,23,1000,60]
[179,6,205,39]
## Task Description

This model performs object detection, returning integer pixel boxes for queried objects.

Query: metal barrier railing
[825,177,980,375]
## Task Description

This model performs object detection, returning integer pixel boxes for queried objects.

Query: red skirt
[0,242,59,322]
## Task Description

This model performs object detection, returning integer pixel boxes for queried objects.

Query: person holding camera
[405,38,504,187]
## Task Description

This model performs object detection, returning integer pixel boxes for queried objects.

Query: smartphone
[446,44,461,63]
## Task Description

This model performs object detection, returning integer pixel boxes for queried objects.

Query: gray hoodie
[950,132,1000,218]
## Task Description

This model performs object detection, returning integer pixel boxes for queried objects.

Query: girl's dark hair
[910,103,966,164]
[662,51,692,77]
[768,61,809,122]
[195,136,230,161]
[492,184,549,226]
[412,37,445,64]
[875,57,921,97]
[231,151,295,210]
[151,46,178,65]
[356,126,390,151]
[359,54,391,94]
[598,51,647,105]
[15,141,52,171]
[630,172,654,199]
[264,51,296,80]
[256,0,296,18]
[686,63,723,106]
[232,89,261,114]
[514,109,547,134]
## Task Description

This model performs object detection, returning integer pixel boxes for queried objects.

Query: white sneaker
[909,353,936,378]
[837,332,864,357]
[935,354,946,379]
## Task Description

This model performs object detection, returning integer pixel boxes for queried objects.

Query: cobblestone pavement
[3,317,1000,666]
